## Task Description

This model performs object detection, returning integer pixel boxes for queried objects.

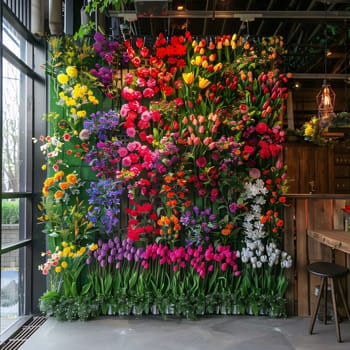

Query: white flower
[260,255,268,263]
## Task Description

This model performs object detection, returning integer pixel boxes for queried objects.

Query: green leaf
[81,281,92,296]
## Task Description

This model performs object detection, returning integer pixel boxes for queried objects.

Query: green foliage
[84,0,134,14]
[2,199,19,224]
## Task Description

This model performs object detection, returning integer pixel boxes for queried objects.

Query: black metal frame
[0,1,47,344]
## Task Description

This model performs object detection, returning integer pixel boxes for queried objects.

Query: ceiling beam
[110,10,350,20]
[292,73,350,80]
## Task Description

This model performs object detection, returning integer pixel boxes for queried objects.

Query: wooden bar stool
[307,261,350,342]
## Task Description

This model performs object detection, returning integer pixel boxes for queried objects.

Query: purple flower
[229,202,238,213]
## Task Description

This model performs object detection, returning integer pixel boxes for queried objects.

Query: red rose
[255,122,269,135]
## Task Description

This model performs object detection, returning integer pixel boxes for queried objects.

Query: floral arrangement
[299,112,350,145]
[37,30,292,320]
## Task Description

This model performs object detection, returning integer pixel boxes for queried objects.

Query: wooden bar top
[307,229,350,254]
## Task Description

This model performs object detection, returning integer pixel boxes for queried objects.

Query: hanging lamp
[316,6,336,126]
[316,80,336,124]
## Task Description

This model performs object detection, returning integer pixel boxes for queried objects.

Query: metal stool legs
[309,276,350,342]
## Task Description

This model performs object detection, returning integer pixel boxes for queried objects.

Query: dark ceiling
[108,0,350,85]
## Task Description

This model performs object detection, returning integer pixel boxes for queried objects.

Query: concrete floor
[16,315,350,350]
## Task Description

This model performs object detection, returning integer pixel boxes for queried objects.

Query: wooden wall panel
[295,199,309,316]
[285,196,350,316]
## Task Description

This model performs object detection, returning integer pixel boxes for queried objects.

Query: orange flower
[177,179,187,187]
[44,177,55,187]
[167,191,175,198]
[59,182,69,190]
[260,216,269,224]
[66,173,77,185]
[174,223,181,231]
[166,200,177,207]
[54,171,65,181]
[221,228,231,236]
[276,219,284,227]
[164,175,173,184]
[221,223,233,236]
[54,190,64,200]
[42,187,49,196]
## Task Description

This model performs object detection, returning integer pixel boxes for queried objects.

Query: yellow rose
[57,73,69,85]
[66,66,78,78]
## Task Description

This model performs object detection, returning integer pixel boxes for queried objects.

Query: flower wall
[37,31,292,320]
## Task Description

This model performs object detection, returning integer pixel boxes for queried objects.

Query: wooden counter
[307,229,350,255]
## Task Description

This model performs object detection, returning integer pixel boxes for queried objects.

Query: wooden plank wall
[284,196,350,316]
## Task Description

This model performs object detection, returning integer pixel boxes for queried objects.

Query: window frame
[0,3,47,343]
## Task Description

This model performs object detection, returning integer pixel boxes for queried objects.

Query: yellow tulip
[213,63,223,72]
[89,243,98,251]
[182,72,195,85]
[198,76,211,89]
[195,55,202,66]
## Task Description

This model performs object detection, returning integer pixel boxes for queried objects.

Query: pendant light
[316,9,336,126]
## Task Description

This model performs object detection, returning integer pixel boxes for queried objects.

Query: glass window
[1,7,45,344]
[1,57,31,193]
[0,248,26,334]
[2,17,32,66]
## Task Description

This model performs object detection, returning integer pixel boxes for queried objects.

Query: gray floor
[16,315,350,350]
